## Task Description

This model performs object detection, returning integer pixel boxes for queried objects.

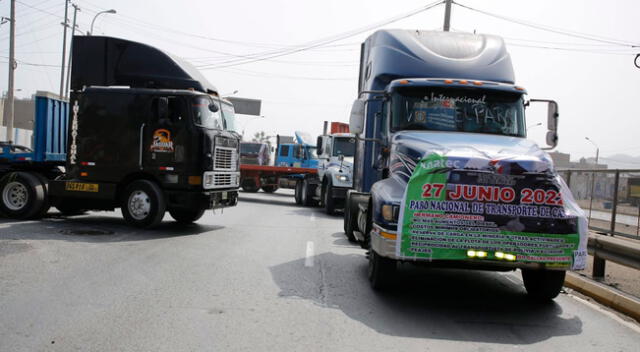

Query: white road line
[305,241,314,267]
[310,212,316,222]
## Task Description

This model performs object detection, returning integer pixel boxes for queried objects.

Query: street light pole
[89,9,116,36]
[59,0,69,99]
[586,137,600,224]
[3,0,16,143]
[64,3,80,100]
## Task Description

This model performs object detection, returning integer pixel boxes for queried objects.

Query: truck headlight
[381,204,399,222]
[335,173,349,182]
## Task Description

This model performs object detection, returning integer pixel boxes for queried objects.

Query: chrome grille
[214,146,236,171]
[203,171,239,189]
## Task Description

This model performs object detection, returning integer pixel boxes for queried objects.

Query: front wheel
[121,180,166,228]
[368,250,396,290]
[301,179,312,206]
[521,269,566,301]
[323,181,336,215]
[343,194,357,242]
[0,172,46,219]
[169,208,205,224]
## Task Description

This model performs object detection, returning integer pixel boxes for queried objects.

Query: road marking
[310,212,316,222]
[568,293,640,333]
[305,241,314,267]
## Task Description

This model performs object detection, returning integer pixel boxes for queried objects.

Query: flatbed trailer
[239,164,316,193]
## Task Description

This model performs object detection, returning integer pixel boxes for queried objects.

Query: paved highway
[1,190,639,351]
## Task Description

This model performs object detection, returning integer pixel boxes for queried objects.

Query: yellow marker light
[473,81,483,86]
[80,172,88,177]
[495,251,505,259]
[467,250,477,258]
[381,204,394,221]
[459,80,469,85]
[444,79,454,84]
[515,86,525,91]
[476,251,487,258]
[505,253,517,261]
[188,176,202,185]
[399,80,410,84]
[380,231,397,240]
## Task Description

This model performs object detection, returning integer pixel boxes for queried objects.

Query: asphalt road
[1,190,639,351]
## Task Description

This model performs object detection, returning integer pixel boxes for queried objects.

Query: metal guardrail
[558,168,640,240]
[588,233,640,278]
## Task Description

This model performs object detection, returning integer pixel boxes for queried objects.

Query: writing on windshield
[391,88,525,137]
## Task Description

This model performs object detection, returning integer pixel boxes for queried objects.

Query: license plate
[221,191,228,200]
[65,182,99,192]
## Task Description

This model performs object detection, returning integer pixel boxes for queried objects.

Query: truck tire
[169,208,205,224]
[323,181,336,215]
[0,172,46,219]
[521,269,566,301]
[261,185,278,193]
[121,180,166,228]
[368,250,395,290]
[294,180,303,205]
[343,194,357,242]
[301,178,312,206]
[30,172,51,219]
[242,184,260,193]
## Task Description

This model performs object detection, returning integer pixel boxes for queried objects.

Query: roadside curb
[565,271,640,322]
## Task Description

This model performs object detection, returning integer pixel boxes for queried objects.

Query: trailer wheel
[323,181,336,215]
[242,184,260,193]
[169,208,205,224]
[294,181,303,205]
[121,180,166,228]
[343,194,357,242]
[0,172,46,219]
[368,250,395,290]
[521,269,566,301]
[261,185,278,193]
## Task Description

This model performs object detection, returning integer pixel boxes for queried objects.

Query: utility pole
[4,0,16,143]
[59,0,70,99]
[64,3,79,99]
[443,0,452,31]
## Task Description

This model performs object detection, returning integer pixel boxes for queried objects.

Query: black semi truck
[0,36,240,228]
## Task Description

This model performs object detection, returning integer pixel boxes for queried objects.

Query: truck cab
[344,30,587,300]
[275,131,318,169]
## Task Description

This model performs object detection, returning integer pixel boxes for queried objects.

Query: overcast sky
[1,0,639,164]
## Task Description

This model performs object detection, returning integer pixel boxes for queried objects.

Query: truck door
[143,96,189,177]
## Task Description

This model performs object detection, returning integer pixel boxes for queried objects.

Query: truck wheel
[323,181,336,215]
[294,181,303,205]
[301,179,312,206]
[121,180,166,228]
[169,208,205,224]
[242,184,259,193]
[521,269,566,301]
[343,194,357,242]
[368,250,395,290]
[261,185,278,193]
[30,172,51,219]
[0,172,46,219]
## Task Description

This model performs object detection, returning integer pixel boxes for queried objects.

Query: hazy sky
[1,0,639,165]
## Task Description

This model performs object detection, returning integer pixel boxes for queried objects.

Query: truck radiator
[214,146,237,171]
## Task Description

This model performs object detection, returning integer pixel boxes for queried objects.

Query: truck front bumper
[166,189,238,210]
[330,186,349,200]
[370,224,568,271]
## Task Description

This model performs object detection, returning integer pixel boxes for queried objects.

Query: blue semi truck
[343,30,588,300]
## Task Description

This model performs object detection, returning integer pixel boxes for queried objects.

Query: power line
[453,0,640,48]
[198,0,445,70]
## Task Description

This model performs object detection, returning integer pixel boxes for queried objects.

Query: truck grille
[204,171,239,189]
[214,146,237,171]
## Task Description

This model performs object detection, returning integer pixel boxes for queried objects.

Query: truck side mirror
[529,99,559,150]
[349,99,365,135]
[316,136,323,155]
[157,97,169,120]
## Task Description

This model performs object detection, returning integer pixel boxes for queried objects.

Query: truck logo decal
[150,129,174,153]
[65,182,99,192]
[69,100,79,165]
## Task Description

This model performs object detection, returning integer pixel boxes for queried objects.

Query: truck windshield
[333,137,355,157]
[307,146,318,159]
[192,96,225,130]
[240,143,262,154]
[390,87,525,137]
[221,102,237,132]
